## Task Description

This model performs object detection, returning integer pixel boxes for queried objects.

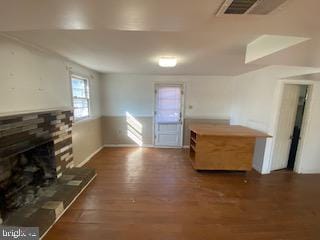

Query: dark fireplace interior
[0,110,96,237]
[0,141,57,221]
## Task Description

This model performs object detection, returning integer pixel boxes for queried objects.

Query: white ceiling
[286,73,320,81]
[0,0,320,75]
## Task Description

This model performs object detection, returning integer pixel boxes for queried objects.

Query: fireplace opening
[0,141,57,221]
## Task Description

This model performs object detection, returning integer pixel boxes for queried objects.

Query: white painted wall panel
[0,35,101,118]
[0,35,103,167]
[232,67,320,174]
[100,73,235,119]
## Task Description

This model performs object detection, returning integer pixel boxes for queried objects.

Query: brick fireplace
[0,110,74,177]
[0,110,96,237]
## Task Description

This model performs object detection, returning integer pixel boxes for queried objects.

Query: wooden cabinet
[189,124,271,171]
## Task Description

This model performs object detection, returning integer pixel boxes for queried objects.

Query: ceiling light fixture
[158,57,177,68]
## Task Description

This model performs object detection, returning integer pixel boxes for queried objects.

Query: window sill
[73,116,100,125]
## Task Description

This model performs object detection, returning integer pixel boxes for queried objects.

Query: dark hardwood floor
[44,147,320,240]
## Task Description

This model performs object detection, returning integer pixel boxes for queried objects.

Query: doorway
[154,84,184,147]
[272,84,309,171]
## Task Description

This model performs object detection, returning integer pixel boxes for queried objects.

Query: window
[156,86,182,123]
[71,75,90,120]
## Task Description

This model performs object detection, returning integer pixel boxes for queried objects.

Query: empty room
[0,0,320,239]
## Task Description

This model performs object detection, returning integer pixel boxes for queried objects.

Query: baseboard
[252,164,269,175]
[77,146,104,167]
[154,146,184,149]
[104,144,154,148]
[294,169,320,174]
[103,144,187,149]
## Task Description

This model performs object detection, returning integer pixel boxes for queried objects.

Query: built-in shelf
[189,147,195,164]
[189,131,197,166]
[190,131,197,141]
[190,144,196,151]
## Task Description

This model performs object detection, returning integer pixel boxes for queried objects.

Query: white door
[154,84,184,147]
[272,84,300,171]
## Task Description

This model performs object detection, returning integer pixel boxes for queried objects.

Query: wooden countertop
[189,124,271,138]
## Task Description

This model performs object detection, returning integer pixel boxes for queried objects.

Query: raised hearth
[4,167,96,237]
[0,110,96,238]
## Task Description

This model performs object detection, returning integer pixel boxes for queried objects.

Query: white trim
[184,115,230,120]
[253,163,269,175]
[104,144,154,148]
[40,174,97,239]
[293,84,313,173]
[253,163,260,173]
[154,146,184,149]
[77,146,104,167]
[100,115,230,120]
[296,169,320,174]
[70,72,91,81]
[153,83,185,147]
[101,115,154,118]
[70,73,91,122]
[267,80,314,174]
[216,0,233,16]
[73,115,101,126]
[103,144,187,149]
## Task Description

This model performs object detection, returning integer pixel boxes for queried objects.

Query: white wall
[101,72,320,174]
[231,71,280,173]
[232,66,320,174]
[101,73,235,119]
[0,35,103,166]
[0,35,101,118]
[2,34,319,174]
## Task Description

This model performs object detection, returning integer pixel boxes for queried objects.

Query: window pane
[74,98,88,108]
[157,99,181,110]
[73,99,89,119]
[72,79,86,98]
[156,87,181,123]
[74,107,89,119]
[71,76,90,120]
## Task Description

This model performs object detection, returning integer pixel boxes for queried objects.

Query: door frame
[153,82,185,148]
[269,80,314,173]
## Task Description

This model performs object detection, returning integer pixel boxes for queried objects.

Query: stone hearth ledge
[3,167,97,238]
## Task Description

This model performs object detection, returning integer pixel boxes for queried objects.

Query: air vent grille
[217,0,289,15]
[225,0,258,14]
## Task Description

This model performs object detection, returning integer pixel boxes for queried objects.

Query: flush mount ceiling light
[158,57,177,67]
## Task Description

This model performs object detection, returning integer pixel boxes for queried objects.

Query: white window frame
[70,74,91,121]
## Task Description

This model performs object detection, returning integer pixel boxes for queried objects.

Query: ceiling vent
[216,0,289,16]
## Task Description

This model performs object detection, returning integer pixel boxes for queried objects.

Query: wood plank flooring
[44,147,320,240]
